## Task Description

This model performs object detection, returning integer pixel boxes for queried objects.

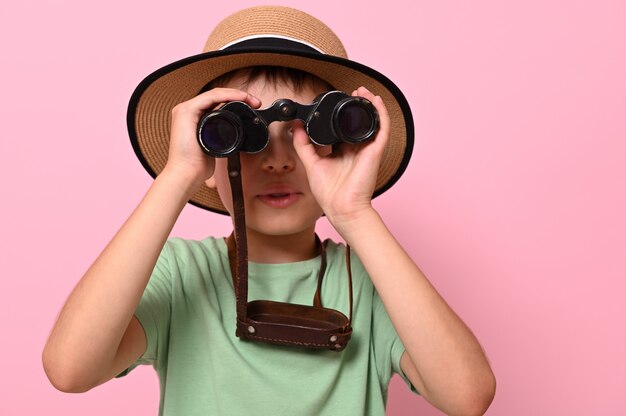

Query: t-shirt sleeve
[117,241,173,377]
[371,288,419,394]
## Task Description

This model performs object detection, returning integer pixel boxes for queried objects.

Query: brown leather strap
[345,244,354,323]
[227,154,248,323]
[227,234,328,308]
[226,153,354,350]
[312,236,326,308]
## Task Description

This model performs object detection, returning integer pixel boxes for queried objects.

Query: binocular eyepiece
[197,91,379,157]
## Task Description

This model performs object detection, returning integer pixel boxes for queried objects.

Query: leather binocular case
[226,154,353,351]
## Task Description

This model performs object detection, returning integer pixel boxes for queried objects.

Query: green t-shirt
[121,237,415,415]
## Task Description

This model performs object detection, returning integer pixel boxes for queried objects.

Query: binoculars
[197,91,379,157]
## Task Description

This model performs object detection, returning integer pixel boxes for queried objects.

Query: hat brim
[128,47,414,215]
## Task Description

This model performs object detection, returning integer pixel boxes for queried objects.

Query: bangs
[205,66,334,93]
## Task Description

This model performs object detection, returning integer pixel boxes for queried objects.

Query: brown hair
[205,65,334,93]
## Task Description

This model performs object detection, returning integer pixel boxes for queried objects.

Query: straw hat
[128,5,414,214]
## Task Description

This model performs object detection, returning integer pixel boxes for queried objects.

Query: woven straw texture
[131,6,410,214]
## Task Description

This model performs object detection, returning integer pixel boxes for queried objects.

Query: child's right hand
[164,88,261,188]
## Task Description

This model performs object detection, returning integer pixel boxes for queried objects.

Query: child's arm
[293,87,496,415]
[334,209,495,415]
[42,89,261,393]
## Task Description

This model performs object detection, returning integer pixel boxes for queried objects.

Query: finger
[356,86,373,99]
[371,94,391,150]
[292,121,321,168]
[198,87,261,107]
[184,88,261,115]
[352,86,391,152]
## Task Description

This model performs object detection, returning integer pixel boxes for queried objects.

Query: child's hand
[164,88,261,187]
[293,86,390,229]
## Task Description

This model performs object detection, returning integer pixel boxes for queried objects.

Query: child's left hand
[293,86,390,229]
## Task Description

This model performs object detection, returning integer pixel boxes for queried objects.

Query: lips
[257,185,303,209]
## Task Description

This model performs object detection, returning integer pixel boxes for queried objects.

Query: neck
[241,227,319,263]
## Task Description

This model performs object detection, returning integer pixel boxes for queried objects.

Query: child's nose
[261,122,296,173]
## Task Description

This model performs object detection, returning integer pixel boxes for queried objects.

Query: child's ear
[205,176,217,189]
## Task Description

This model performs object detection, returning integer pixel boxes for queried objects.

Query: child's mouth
[258,192,302,208]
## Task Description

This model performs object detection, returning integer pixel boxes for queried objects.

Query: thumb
[292,121,320,169]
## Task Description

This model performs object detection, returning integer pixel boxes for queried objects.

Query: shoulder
[163,235,227,259]
[322,238,372,294]
[156,236,229,278]
[323,239,367,273]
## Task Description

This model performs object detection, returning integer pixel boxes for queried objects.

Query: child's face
[206,73,332,239]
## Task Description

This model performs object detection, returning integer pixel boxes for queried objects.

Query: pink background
[1,0,625,414]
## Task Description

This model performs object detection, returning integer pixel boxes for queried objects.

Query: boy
[43,6,495,415]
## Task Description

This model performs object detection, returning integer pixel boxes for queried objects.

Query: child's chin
[248,217,317,237]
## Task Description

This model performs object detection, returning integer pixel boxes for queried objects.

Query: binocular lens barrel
[198,111,242,156]
[197,91,379,157]
[334,99,377,143]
